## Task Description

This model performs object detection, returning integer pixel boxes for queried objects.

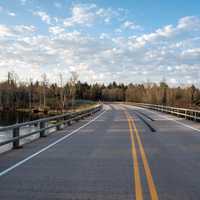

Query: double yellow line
[125,111,159,200]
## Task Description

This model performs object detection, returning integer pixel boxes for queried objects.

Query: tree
[160,81,168,105]
[58,73,65,111]
[28,78,33,109]
[69,71,79,109]
[41,73,48,108]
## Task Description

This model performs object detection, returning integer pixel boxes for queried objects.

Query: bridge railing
[0,104,102,149]
[130,103,200,121]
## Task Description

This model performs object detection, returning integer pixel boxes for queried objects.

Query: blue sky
[0,0,200,85]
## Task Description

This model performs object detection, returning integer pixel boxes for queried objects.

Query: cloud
[0,5,16,17]
[33,11,51,24]
[96,7,120,24]
[49,26,65,35]
[8,12,16,17]
[14,25,37,34]
[0,24,36,38]
[181,48,200,64]
[0,13,200,86]
[129,16,200,48]
[63,3,121,27]
[0,25,13,37]
[177,16,200,30]
[122,20,141,30]
[63,4,97,27]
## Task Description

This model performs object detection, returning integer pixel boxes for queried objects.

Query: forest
[0,71,200,111]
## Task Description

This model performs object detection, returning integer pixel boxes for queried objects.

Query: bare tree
[28,78,33,109]
[69,71,79,109]
[0,83,2,108]
[41,73,48,108]
[58,73,66,112]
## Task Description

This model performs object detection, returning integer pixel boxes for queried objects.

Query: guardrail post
[185,110,187,119]
[81,114,85,119]
[196,112,199,122]
[67,120,72,126]
[40,121,46,137]
[0,105,103,150]
[75,115,80,122]
[89,111,93,116]
[13,127,21,149]
[56,120,62,131]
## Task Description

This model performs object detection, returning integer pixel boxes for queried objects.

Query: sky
[0,0,200,86]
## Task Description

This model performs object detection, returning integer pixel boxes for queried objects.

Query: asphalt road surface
[1,104,200,200]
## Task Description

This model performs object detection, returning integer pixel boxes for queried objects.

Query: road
[1,103,200,199]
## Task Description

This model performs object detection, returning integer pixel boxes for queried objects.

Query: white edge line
[137,106,200,133]
[0,110,107,177]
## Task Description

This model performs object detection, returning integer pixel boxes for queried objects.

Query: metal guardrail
[133,103,200,121]
[0,104,102,149]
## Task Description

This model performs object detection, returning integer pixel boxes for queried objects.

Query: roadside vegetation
[0,71,200,112]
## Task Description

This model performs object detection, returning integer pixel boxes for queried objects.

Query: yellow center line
[130,116,159,200]
[125,111,143,200]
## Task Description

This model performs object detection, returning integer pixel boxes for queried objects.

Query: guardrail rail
[0,104,102,150]
[129,103,200,122]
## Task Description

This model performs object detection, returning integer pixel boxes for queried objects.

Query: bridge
[1,103,200,199]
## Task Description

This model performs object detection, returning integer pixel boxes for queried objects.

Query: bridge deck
[1,104,200,199]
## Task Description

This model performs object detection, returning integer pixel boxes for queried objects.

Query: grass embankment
[16,100,100,116]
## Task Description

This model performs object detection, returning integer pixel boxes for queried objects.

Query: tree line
[0,72,200,111]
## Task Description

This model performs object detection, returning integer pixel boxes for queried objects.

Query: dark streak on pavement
[134,112,156,132]
[135,110,155,121]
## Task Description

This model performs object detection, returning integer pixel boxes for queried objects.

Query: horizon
[0,0,200,86]
[1,71,199,89]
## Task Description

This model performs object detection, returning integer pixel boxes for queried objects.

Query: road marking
[0,110,107,177]
[124,104,200,134]
[125,112,143,200]
[130,116,159,200]
[141,107,200,134]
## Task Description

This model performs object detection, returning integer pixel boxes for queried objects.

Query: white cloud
[123,20,141,30]
[63,3,121,27]
[8,12,16,17]
[96,7,119,24]
[182,48,200,56]
[33,11,51,24]
[49,26,65,35]
[0,14,200,85]
[129,16,200,48]
[0,25,13,37]
[14,25,37,34]
[177,16,200,30]
[63,4,97,27]
[99,33,110,40]
[0,6,16,17]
